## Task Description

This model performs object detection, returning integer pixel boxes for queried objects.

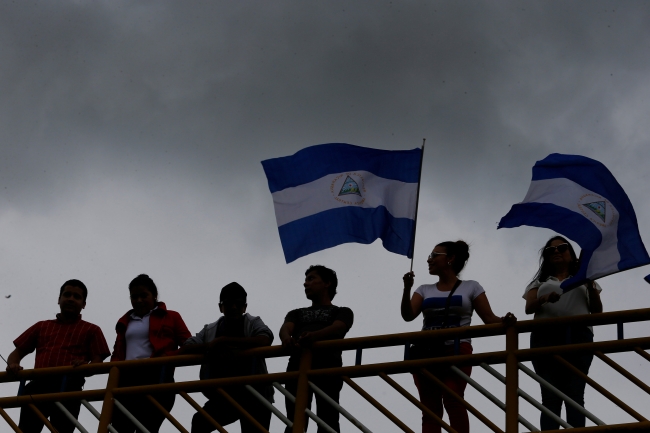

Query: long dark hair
[532,235,580,283]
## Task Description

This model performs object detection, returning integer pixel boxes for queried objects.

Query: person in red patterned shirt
[6,279,111,433]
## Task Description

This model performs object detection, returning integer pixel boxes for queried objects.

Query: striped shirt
[14,315,110,368]
[415,280,485,345]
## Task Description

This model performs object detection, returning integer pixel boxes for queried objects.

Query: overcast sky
[1,1,650,432]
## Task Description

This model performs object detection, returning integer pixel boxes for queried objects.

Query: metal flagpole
[410,138,426,272]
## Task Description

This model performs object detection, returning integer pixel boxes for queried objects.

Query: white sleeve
[469,281,485,301]
[523,280,542,299]
[594,280,603,293]
[414,285,427,298]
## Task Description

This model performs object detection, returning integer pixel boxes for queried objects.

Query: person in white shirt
[110,274,191,433]
[402,240,513,433]
[523,236,603,430]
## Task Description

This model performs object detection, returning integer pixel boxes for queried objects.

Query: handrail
[514,307,650,332]
[3,307,650,433]
[3,307,648,383]
[2,333,649,409]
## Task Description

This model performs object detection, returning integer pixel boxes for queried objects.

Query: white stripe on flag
[523,178,621,279]
[271,170,417,227]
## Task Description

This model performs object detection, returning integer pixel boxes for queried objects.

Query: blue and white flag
[498,153,650,290]
[261,143,422,263]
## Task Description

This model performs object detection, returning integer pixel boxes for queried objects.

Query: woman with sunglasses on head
[524,236,603,430]
[110,274,191,433]
[402,240,514,433]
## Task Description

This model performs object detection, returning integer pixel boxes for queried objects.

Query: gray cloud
[1,1,650,431]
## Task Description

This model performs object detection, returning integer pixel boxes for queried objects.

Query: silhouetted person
[280,265,354,433]
[7,280,110,433]
[110,274,191,433]
[524,236,602,430]
[402,241,513,433]
[183,282,274,433]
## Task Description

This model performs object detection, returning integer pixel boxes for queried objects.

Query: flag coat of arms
[262,143,422,263]
[498,153,650,289]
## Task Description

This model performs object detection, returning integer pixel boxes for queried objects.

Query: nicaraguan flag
[261,143,422,263]
[498,153,650,290]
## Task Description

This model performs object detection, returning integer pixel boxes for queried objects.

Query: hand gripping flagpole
[409,139,426,272]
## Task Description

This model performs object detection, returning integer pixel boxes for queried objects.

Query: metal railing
[2,308,650,432]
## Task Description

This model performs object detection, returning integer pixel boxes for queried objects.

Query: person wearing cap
[182,282,274,433]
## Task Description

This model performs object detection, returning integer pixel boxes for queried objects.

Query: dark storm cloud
[1,1,649,215]
[2,4,650,430]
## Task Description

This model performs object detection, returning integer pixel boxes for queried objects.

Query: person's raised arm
[474,293,515,325]
[401,271,423,322]
[6,347,29,374]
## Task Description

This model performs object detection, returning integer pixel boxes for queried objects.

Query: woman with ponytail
[401,240,513,433]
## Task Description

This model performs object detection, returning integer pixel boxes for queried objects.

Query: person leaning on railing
[179,282,275,433]
[109,274,191,433]
[279,265,354,433]
[402,240,514,433]
[524,236,603,431]
[6,279,111,433]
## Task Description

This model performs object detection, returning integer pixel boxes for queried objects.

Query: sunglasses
[544,243,570,255]
[428,252,447,260]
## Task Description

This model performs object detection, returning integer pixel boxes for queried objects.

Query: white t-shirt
[414,280,485,344]
[523,277,602,320]
[125,309,155,361]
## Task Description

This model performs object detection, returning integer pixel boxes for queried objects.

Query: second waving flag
[498,153,650,290]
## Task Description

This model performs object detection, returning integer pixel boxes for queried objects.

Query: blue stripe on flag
[529,153,649,272]
[499,202,603,286]
[262,143,422,193]
[278,206,414,263]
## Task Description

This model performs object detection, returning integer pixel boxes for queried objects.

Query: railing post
[292,348,312,433]
[98,366,120,433]
[505,322,518,433]
[617,322,624,340]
